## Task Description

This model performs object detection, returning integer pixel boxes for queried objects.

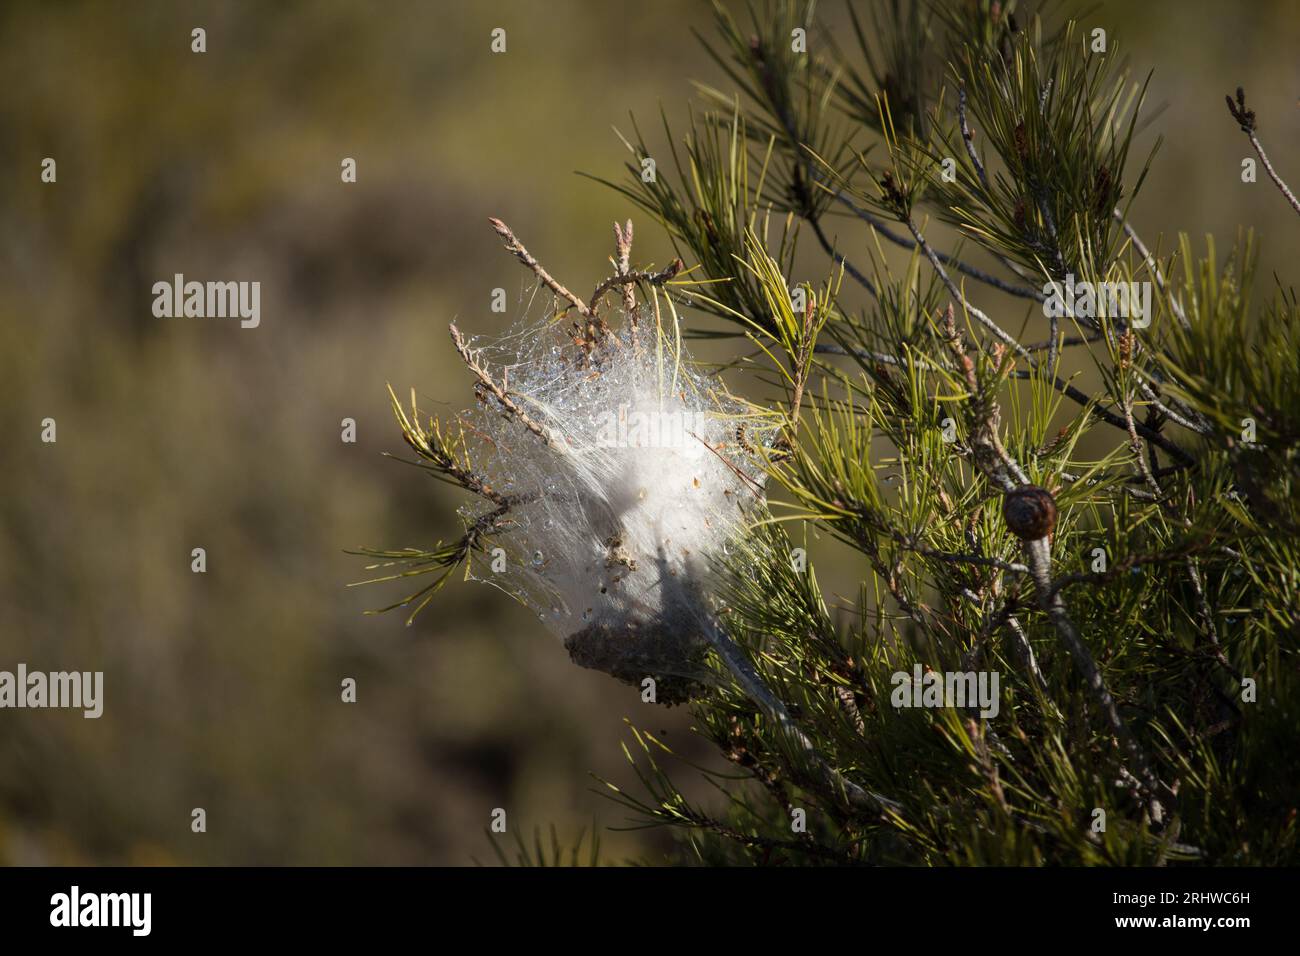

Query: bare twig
[1120,373,1165,499]
[807,216,878,296]
[1024,333,1103,352]
[940,305,1029,488]
[837,193,1046,301]
[813,341,944,371]
[449,322,563,449]
[1005,614,1052,698]
[1023,533,1168,824]
[613,220,636,313]
[1226,86,1300,218]
[1134,375,1212,435]
[586,258,683,317]
[488,217,592,317]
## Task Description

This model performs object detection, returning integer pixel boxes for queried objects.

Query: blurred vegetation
[0,0,1296,864]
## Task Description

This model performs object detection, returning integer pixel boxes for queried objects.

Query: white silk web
[456,295,776,695]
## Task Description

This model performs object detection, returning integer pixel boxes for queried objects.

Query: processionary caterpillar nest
[463,315,774,700]
[438,223,777,702]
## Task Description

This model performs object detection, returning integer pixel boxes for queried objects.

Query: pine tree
[361,0,1299,865]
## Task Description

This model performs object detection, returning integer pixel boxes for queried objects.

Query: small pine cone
[1002,485,1058,540]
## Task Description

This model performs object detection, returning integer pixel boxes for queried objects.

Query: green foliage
[594,0,1300,865]
[348,387,500,625]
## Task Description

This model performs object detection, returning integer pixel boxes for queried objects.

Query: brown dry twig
[613,220,636,314]
[449,322,563,450]
[488,217,592,318]
[1226,86,1300,218]
[586,258,684,318]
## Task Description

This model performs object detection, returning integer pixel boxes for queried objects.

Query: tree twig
[1226,86,1300,218]
[613,219,636,314]
[488,217,593,317]
[585,258,683,317]
[808,216,878,296]
[1023,535,1167,825]
[449,322,564,449]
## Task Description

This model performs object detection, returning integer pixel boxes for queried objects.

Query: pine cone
[1002,485,1058,540]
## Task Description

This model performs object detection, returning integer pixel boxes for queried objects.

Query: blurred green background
[0,0,1296,865]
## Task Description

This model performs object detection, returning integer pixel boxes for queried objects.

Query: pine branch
[910,215,1197,465]
[943,308,1169,825]
[700,614,900,818]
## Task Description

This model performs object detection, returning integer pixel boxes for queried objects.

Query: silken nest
[352,219,780,705]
